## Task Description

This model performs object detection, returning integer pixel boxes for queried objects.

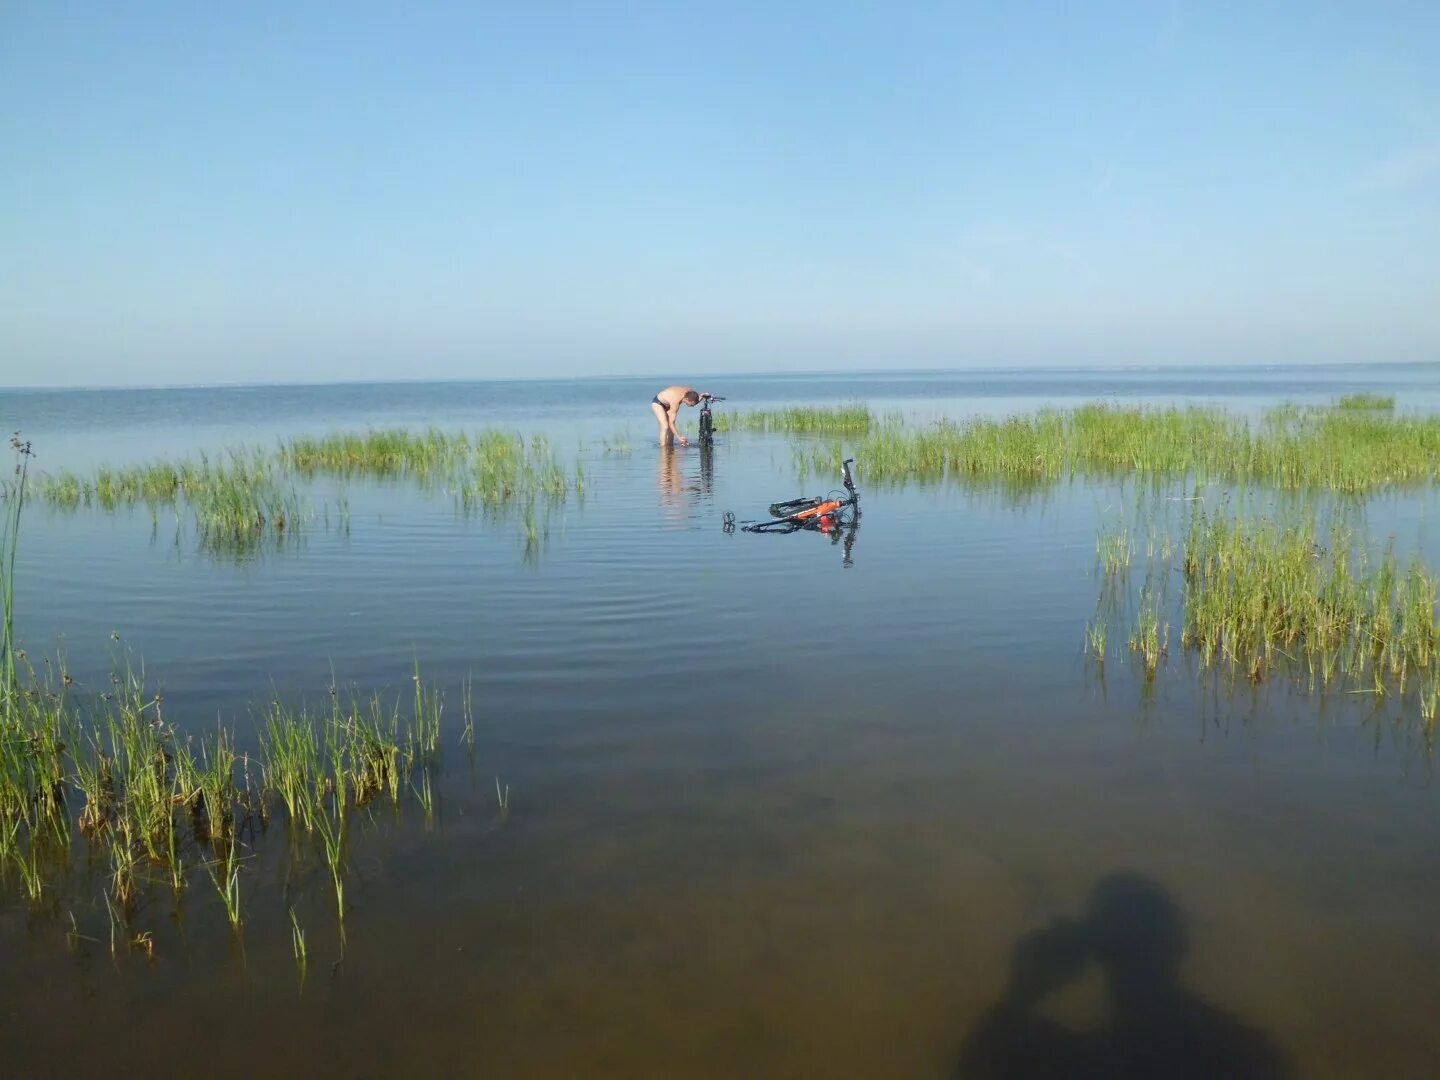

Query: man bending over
[650,385,708,446]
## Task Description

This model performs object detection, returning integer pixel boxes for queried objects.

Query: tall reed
[1,437,33,707]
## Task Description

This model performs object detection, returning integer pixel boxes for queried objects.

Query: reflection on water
[657,444,685,516]
[699,441,714,494]
[746,513,859,567]
[958,873,1291,1079]
[4,372,1440,1076]
[656,444,719,521]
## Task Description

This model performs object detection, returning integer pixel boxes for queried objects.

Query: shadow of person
[957,872,1291,1080]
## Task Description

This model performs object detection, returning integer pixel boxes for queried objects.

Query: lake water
[3,364,1440,1078]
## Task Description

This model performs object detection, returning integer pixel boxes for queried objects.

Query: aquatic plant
[280,427,469,477]
[35,426,583,557]
[1085,614,1109,663]
[279,427,584,510]
[407,663,443,765]
[37,448,305,557]
[311,772,347,937]
[205,830,243,934]
[1128,583,1168,677]
[460,674,475,756]
[1097,502,1440,704]
[1334,393,1395,411]
[716,404,876,436]
[805,403,1440,493]
[1097,520,1134,577]
[1,436,34,707]
[289,906,307,985]
[1,645,482,962]
[1180,508,1438,686]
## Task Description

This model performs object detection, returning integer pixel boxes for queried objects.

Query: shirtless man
[650,385,706,446]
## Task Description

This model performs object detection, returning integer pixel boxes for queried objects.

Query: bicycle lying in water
[721,458,860,565]
[728,457,860,533]
[753,457,858,531]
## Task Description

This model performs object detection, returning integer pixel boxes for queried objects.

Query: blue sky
[2,1,1437,387]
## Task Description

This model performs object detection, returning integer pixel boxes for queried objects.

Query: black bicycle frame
[698,395,722,447]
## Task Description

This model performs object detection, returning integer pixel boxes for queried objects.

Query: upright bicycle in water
[697,394,725,447]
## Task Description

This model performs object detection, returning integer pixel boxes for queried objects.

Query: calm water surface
[2,365,1439,1078]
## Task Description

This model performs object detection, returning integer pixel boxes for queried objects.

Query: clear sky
[2,1,1437,388]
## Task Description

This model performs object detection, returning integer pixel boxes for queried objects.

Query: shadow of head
[957,871,1292,1080]
[1085,872,1186,999]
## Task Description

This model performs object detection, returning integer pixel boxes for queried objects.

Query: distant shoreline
[5,358,1438,395]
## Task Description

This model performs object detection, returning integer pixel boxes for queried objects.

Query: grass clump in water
[1179,507,1438,687]
[716,404,875,436]
[2,659,467,952]
[279,428,583,508]
[1334,393,1395,411]
[3,438,503,959]
[806,403,1440,493]
[279,427,471,478]
[37,427,586,555]
[1097,495,1439,702]
[37,449,304,556]
[2,435,34,708]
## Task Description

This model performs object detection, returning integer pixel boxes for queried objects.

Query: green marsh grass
[1179,507,1438,687]
[260,704,320,833]
[805,403,1440,493]
[1335,393,1395,411]
[279,427,469,477]
[1097,499,1440,703]
[1097,520,1134,577]
[280,427,584,509]
[407,663,444,765]
[37,426,584,556]
[1128,583,1169,677]
[311,776,347,937]
[40,448,297,513]
[2,436,34,707]
[413,765,436,828]
[104,892,125,959]
[205,831,243,933]
[289,905,307,985]
[460,675,475,756]
[716,404,876,436]
[2,650,479,960]
[1085,604,1110,664]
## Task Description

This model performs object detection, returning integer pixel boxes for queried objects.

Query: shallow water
[3,365,1440,1078]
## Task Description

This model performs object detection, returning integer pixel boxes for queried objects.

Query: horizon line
[4,358,1436,394]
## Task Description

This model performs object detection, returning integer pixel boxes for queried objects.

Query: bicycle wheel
[699,411,714,445]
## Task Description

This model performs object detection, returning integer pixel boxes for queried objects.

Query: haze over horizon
[9,357,1440,396]
[3,2,1438,389]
